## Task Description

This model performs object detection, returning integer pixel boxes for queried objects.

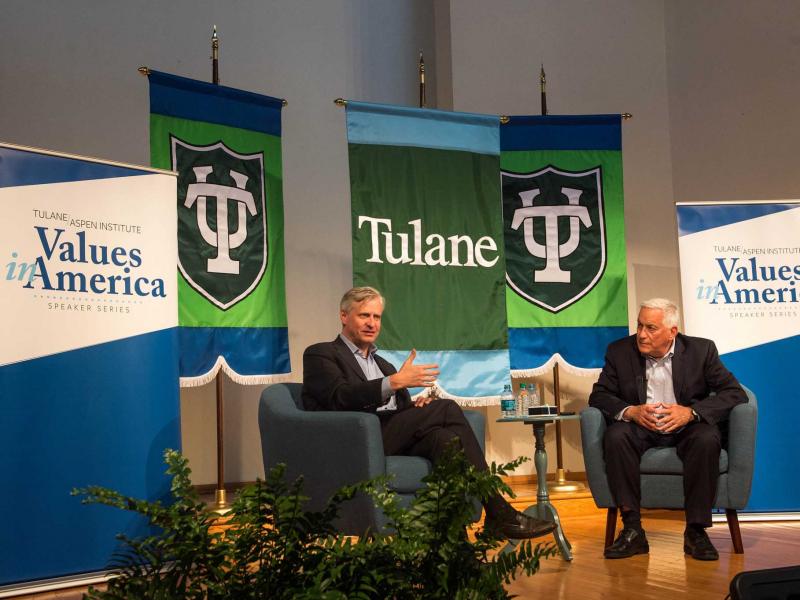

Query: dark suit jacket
[302,336,412,413]
[588,333,746,426]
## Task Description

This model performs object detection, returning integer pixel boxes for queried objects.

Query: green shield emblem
[172,137,267,309]
[502,165,606,313]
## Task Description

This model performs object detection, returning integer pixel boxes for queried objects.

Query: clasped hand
[628,402,693,433]
[389,349,440,407]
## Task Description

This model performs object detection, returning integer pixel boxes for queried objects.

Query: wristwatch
[691,409,701,423]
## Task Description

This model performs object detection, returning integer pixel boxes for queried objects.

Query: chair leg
[605,507,618,548]
[726,509,744,554]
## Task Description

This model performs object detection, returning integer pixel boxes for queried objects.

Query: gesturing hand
[389,349,439,391]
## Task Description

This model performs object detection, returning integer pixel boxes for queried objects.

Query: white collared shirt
[617,338,677,422]
[645,338,677,406]
[338,334,397,411]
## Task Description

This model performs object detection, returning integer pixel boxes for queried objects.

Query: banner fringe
[222,368,293,386]
[412,384,500,407]
[510,353,601,379]
[180,356,292,388]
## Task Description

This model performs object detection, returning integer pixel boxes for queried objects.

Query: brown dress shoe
[484,510,556,539]
[604,527,649,558]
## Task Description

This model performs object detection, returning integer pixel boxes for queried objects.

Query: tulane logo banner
[501,115,628,375]
[345,101,509,403]
[148,70,290,386]
[677,200,800,511]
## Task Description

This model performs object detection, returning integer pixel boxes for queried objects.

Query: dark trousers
[604,420,721,527]
[379,398,489,472]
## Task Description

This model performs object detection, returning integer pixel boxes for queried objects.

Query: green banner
[149,71,289,385]
[346,101,509,400]
[500,115,628,372]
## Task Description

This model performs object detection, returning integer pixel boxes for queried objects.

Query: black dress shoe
[684,527,719,561]
[604,527,649,558]
[484,510,556,539]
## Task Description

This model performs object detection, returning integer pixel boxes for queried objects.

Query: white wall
[665,0,800,204]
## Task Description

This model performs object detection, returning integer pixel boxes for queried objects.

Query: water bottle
[516,383,529,416]
[529,383,541,409]
[500,384,515,418]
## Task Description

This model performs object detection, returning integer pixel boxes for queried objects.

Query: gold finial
[138,66,150,77]
[334,98,348,107]
[622,112,633,120]
[500,116,510,124]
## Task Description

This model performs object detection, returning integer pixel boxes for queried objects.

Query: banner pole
[540,65,584,493]
[212,25,219,85]
[210,24,229,512]
[418,50,426,108]
[214,371,228,510]
[540,64,547,116]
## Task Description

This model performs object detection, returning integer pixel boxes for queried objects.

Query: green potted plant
[74,445,556,599]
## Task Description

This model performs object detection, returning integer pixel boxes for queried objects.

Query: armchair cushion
[640,447,729,475]
[580,385,757,511]
[385,456,431,493]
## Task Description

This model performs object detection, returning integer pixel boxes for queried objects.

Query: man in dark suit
[302,286,555,539]
[589,298,747,561]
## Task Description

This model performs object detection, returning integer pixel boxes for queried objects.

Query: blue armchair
[258,382,486,535]
[580,386,757,553]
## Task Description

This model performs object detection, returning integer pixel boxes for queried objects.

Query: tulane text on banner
[500,114,628,375]
[148,70,290,386]
[345,101,509,404]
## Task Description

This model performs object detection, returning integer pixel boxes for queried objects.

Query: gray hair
[339,286,385,313]
[640,298,680,328]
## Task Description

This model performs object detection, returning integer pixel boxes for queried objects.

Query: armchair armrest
[259,387,386,512]
[463,409,486,454]
[580,406,614,507]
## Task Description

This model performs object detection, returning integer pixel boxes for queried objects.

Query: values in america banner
[0,143,179,585]
[677,200,800,512]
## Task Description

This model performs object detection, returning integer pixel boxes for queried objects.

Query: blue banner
[677,200,800,512]
[0,143,180,586]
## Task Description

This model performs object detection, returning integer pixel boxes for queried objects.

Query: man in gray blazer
[589,298,746,560]
[303,286,555,540]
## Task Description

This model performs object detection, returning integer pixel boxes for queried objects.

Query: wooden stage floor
[12,487,800,599]
[505,486,800,599]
